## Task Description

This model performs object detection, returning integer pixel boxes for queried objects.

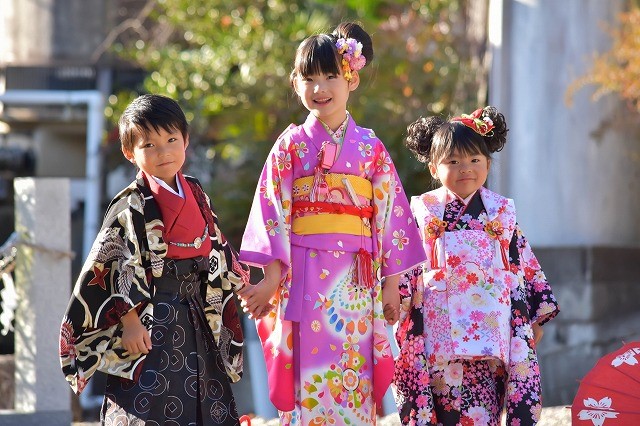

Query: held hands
[120,309,152,355]
[382,274,401,326]
[237,261,280,319]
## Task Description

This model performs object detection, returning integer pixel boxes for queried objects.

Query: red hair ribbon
[451,108,495,136]
[426,217,448,269]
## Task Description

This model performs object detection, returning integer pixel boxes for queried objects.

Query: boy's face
[122,127,189,186]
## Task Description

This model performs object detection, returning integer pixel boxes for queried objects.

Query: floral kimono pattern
[394,187,559,426]
[59,175,248,395]
[240,113,426,426]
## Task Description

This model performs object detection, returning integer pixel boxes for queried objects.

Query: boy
[59,94,248,425]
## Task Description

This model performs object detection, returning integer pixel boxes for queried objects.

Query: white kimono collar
[426,186,508,223]
[151,174,185,199]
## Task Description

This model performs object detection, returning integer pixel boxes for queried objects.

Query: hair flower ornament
[452,107,495,136]
[336,37,366,81]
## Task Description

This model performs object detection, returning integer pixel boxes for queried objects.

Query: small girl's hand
[383,303,399,325]
[120,309,152,355]
[532,322,544,346]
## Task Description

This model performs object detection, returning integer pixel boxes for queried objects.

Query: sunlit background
[1,0,639,425]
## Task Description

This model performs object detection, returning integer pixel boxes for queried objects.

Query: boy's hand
[120,309,152,355]
[382,275,400,326]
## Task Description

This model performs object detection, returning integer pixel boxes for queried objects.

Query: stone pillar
[0,178,72,425]
[489,0,640,246]
[488,0,640,406]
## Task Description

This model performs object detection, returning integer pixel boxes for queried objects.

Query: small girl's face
[293,70,359,131]
[429,149,490,199]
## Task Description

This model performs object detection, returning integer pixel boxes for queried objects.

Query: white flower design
[578,397,619,426]
[611,347,640,367]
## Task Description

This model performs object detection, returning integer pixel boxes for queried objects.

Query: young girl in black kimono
[59,94,248,425]
[393,106,560,426]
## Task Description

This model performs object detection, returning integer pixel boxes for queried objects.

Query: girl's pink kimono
[241,113,426,425]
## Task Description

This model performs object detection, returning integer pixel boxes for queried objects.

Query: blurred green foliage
[566,3,640,115]
[107,0,486,244]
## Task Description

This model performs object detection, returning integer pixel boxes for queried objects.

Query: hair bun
[481,106,508,153]
[404,116,445,163]
[332,22,374,66]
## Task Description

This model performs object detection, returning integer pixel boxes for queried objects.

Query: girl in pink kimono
[393,106,559,425]
[238,22,426,426]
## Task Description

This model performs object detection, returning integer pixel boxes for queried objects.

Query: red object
[571,341,640,425]
[450,108,495,136]
[356,247,374,288]
[292,201,373,218]
[239,414,252,426]
[319,141,338,170]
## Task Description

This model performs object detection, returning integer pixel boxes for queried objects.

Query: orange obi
[292,174,373,237]
[292,173,373,199]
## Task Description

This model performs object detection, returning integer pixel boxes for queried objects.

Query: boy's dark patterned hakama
[101,256,240,426]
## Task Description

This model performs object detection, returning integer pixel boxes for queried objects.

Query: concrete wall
[34,125,87,177]
[489,0,640,246]
[0,0,110,64]
[488,0,640,407]
[535,246,640,405]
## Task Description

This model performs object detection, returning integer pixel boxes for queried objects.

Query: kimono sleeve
[240,133,293,275]
[59,190,152,394]
[392,265,436,425]
[185,177,248,382]
[212,218,250,292]
[370,142,426,278]
[189,178,250,292]
[396,266,424,342]
[509,223,560,326]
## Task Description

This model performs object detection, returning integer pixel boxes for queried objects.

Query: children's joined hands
[238,278,278,319]
[382,274,401,326]
[383,303,399,326]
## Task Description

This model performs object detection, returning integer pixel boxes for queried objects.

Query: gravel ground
[74,405,572,425]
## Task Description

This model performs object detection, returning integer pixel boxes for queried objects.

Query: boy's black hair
[119,94,188,153]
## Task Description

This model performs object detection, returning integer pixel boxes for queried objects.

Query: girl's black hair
[290,21,374,84]
[119,94,188,153]
[405,106,508,166]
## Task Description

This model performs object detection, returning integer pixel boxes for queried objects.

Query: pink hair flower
[336,37,367,81]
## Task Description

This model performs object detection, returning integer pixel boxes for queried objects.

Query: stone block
[534,246,640,322]
[13,178,71,415]
[590,247,640,282]
[535,247,587,285]
[0,354,14,409]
